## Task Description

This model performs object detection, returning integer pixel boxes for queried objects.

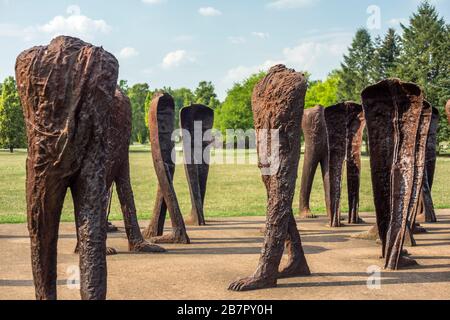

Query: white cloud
[267,0,318,9]
[228,36,246,44]
[223,32,351,85]
[37,5,111,40]
[119,47,139,59]
[142,0,166,4]
[198,7,222,17]
[252,32,270,39]
[161,49,195,68]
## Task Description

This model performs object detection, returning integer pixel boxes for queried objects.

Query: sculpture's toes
[130,241,166,253]
[278,259,311,279]
[107,247,118,256]
[150,233,190,245]
[357,217,366,224]
[300,210,317,219]
[397,255,418,269]
[228,276,277,292]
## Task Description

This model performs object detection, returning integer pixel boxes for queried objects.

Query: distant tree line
[0,2,448,152]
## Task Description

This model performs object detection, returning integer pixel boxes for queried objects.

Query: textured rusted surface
[228,65,310,292]
[180,104,214,226]
[143,93,190,244]
[324,102,365,227]
[406,101,432,244]
[416,106,439,223]
[446,100,450,124]
[299,106,330,219]
[15,36,118,300]
[362,79,427,270]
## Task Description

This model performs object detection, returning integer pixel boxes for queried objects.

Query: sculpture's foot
[150,232,190,244]
[413,224,427,234]
[142,226,159,240]
[184,216,206,226]
[388,255,418,270]
[278,259,311,279]
[107,247,118,256]
[300,210,317,219]
[129,240,166,253]
[228,276,277,292]
[107,222,118,233]
[327,222,344,228]
[351,226,378,240]
[349,217,366,224]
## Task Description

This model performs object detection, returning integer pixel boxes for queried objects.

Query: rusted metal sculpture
[73,89,166,256]
[143,93,190,244]
[16,36,117,300]
[228,65,310,292]
[324,102,365,227]
[299,105,330,219]
[361,79,429,270]
[446,100,450,124]
[180,104,214,226]
[416,106,439,224]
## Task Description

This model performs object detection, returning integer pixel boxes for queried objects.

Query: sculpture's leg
[347,152,362,224]
[115,159,165,253]
[384,97,428,270]
[278,213,311,278]
[27,169,67,300]
[143,187,167,238]
[416,172,436,223]
[72,158,109,300]
[329,155,344,227]
[320,155,332,219]
[198,163,210,223]
[150,164,190,244]
[228,194,289,291]
[185,164,205,226]
[299,154,320,219]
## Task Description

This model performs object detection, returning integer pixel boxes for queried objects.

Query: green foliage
[126,83,150,144]
[396,1,450,149]
[371,28,401,82]
[215,72,266,134]
[194,81,220,110]
[338,28,374,102]
[305,71,340,108]
[0,77,26,152]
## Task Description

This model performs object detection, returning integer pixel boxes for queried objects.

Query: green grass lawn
[1,146,449,224]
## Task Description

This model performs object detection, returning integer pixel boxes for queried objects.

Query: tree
[215,72,266,134]
[371,28,401,82]
[397,1,450,149]
[305,71,340,109]
[194,81,220,110]
[0,77,26,152]
[127,83,150,144]
[338,28,374,102]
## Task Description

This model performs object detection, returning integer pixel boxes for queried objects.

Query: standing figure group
[15,35,448,299]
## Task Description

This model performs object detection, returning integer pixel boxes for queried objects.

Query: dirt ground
[1,211,450,300]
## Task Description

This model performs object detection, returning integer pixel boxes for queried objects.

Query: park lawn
[0,146,449,224]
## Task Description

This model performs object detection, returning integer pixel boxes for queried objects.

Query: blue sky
[0,0,448,100]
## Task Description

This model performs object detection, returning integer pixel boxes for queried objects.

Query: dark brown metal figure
[361,79,428,270]
[325,102,365,227]
[180,104,214,226]
[228,65,310,292]
[416,106,439,224]
[143,93,190,244]
[16,36,117,300]
[299,105,330,219]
